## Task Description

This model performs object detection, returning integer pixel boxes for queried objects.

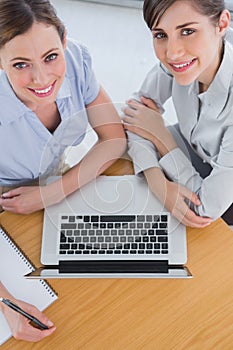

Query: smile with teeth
[34,85,52,94]
[170,58,196,71]
[28,81,56,96]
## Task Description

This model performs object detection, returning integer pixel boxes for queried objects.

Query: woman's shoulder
[225,27,233,46]
[65,38,92,69]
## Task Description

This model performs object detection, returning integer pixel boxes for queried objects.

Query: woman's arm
[58,86,127,198]
[123,97,213,227]
[0,282,55,342]
[0,87,126,214]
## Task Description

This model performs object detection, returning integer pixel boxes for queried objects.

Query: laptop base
[26,263,192,279]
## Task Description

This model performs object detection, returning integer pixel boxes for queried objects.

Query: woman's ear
[218,9,231,36]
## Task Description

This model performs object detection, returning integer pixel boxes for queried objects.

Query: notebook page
[0,226,58,345]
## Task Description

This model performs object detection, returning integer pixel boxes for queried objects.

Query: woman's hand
[2,298,56,342]
[0,186,47,214]
[0,283,55,342]
[122,97,177,156]
[122,97,165,143]
[164,181,212,228]
[0,182,64,214]
[144,167,213,228]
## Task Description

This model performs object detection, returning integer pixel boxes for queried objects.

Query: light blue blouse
[0,39,100,186]
[127,29,233,220]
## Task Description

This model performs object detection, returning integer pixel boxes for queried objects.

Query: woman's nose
[166,38,185,61]
[31,65,48,85]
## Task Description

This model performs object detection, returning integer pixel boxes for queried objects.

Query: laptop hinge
[58,260,169,274]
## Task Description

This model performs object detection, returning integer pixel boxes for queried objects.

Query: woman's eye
[45,53,58,62]
[152,31,167,40]
[13,62,28,70]
[182,29,195,36]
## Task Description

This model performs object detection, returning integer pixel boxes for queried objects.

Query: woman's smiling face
[151,0,230,89]
[0,22,66,111]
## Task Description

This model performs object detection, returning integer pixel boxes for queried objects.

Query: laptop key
[158,237,168,242]
[60,243,70,250]
[101,215,135,222]
[137,215,145,222]
[156,230,168,235]
[91,216,99,222]
[61,223,76,230]
[60,233,66,242]
[83,216,90,222]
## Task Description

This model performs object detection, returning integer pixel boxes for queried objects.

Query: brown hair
[0,0,65,49]
[143,0,226,29]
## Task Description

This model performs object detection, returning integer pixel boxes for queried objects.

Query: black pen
[0,297,49,330]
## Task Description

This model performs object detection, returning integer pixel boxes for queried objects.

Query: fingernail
[47,320,54,327]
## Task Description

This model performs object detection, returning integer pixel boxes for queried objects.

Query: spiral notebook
[0,226,58,345]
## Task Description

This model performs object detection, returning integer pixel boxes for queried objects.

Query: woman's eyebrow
[152,21,199,31]
[176,21,199,29]
[10,48,60,62]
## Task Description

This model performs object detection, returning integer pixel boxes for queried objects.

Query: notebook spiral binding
[0,225,57,298]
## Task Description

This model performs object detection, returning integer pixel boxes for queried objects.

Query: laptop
[27,175,192,278]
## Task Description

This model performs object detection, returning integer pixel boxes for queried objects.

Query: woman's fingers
[140,96,160,111]
[179,185,201,206]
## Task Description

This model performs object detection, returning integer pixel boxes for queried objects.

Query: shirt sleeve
[126,131,161,174]
[127,63,173,174]
[159,125,233,219]
[80,45,100,105]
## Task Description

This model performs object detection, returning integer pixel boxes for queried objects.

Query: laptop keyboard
[59,214,169,256]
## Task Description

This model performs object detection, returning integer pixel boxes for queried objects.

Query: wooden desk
[1,159,233,350]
